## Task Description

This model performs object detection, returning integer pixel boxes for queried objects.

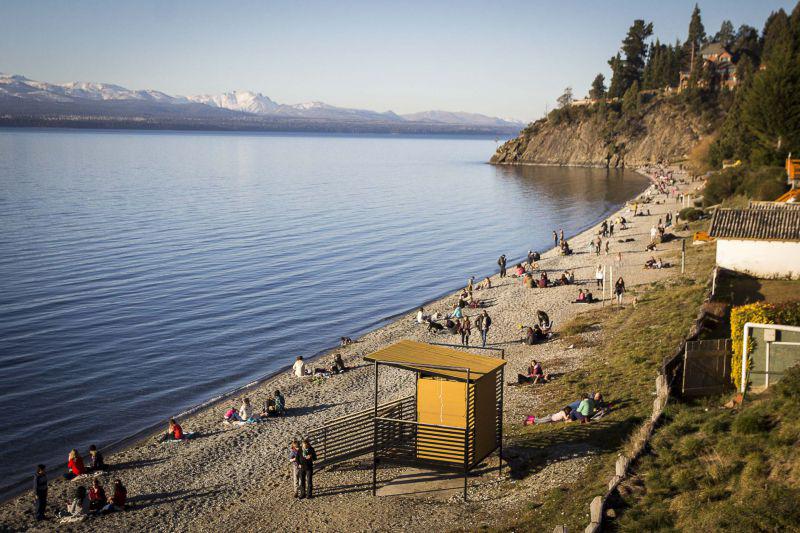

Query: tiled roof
[709,208,800,242]
[748,201,800,210]
[701,42,728,56]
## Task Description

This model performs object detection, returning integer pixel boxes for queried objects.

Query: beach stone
[608,475,621,490]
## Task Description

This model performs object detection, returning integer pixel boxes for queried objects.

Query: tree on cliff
[684,4,706,62]
[740,44,800,164]
[622,80,640,116]
[608,20,653,97]
[762,9,792,65]
[589,74,606,99]
[557,86,574,108]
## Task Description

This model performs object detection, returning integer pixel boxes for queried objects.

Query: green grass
[498,229,716,532]
[615,367,800,532]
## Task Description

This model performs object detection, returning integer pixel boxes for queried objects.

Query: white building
[708,202,800,280]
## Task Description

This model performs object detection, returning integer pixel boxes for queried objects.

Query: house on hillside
[709,205,800,279]
[678,41,739,92]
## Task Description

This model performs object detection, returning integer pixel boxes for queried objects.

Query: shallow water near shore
[0,129,646,488]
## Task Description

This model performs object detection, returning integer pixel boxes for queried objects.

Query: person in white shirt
[595,265,604,288]
[650,225,658,241]
[416,307,425,324]
[293,356,308,378]
[524,406,573,425]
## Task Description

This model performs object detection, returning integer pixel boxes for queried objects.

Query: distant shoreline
[0,118,521,137]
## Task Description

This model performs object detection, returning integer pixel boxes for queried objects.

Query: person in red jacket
[160,418,184,442]
[63,449,85,480]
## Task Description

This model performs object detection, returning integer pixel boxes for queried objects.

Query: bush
[704,165,787,205]
[732,409,772,434]
[679,207,703,221]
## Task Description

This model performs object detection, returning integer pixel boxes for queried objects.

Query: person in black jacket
[34,464,47,521]
[497,255,507,278]
[87,445,106,473]
[298,439,317,499]
[476,310,492,348]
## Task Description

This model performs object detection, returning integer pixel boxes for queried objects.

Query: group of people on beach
[32,446,127,523]
[223,391,286,424]
[524,392,609,425]
[292,353,348,379]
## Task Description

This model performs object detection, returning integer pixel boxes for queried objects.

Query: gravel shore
[0,166,700,532]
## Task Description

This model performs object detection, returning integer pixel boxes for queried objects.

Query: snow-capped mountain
[187,91,279,114]
[0,73,523,133]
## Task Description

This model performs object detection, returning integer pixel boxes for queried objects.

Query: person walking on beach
[289,441,301,497]
[476,310,492,348]
[615,277,626,305]
[552,231,558,248]
[34,464,47,521]
[604,240,610,255]
[299,439,317,499]
[595,265,604,289]
[497,255,507,278]
[458,316,472,346]
[594,236,602,256]
[527,250,535,269]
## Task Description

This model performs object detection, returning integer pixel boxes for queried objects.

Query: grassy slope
[616,367,800,532]
[497,224,716,532]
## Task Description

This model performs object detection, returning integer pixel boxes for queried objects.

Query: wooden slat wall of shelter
[472,370,497,465]
[681,339,732,397]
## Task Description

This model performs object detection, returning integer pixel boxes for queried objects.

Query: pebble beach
[0,166,701,533]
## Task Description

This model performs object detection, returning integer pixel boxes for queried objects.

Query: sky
[1,0,796,121]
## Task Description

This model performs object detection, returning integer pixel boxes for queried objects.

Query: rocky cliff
[491,97,710,167]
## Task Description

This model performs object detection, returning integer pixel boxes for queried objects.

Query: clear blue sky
[1,0,795,121]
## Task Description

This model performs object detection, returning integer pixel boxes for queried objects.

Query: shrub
[731,301,800,390]
[678,207,703,221]
[732,410,771,434]
[704,165,787,205]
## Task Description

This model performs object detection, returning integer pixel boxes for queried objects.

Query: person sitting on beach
[86,445,106,473]
[558,272,569,285]
[515,263,526,277]
[523,273,534,288]
[537,310,551,330]
[585,290,595,303]
[58,486,89,522]
[101,479,127,513]
[450,305,463,319]
[538,272,548,288]
[644,256,657,269]
[524,406,572,425]
[88,478,106,512]
[293,356,310,377]
[516,362,536,383]
[239,397,259,423]
[339,337,353,347]
[531,360,551,383]
[560,240,572,255]
[576,289,587,303]
[332,354,347,374]
[476,277,492,290]
[416,307,426,324]
[445,318,458,334]
[64,449,86,480]
[573,394,596,423]
[161,418,185,441]
[224,406,242,423]
[271,390,286,415]
[523,326,536,346]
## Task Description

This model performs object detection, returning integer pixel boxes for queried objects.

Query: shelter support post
[464,368,471,501]
[372,360,378,496]
[499,366,504,477]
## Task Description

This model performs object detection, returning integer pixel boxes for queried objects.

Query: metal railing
[306,395,415,467]
[375,417,469,468]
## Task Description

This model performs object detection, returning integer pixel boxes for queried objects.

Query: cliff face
[491,97,708,167]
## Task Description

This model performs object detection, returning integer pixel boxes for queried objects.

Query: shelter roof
[364,340,506,381]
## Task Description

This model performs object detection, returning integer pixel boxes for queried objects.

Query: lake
[0,129,647,489]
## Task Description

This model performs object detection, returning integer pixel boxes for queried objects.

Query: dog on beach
[426,319,444,333]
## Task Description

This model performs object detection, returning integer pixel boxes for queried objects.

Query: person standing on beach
[34,464,47,521]
[559,229,565,244]
[476,310,491,347]
[458,316,472,346]
[604,240,610,255]
[595,265,604,289]
[615,277,626,305]
[552,231,558,248]
[289,441,301,497]
[299,439,317,499]
[497,255,507,278]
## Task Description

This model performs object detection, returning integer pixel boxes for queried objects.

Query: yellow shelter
[364,340,506,499]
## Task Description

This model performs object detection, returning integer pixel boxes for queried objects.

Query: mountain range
[0,73,523,134]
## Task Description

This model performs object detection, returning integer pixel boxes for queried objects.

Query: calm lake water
[0,129,646,488]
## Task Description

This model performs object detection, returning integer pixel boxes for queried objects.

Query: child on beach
[239,398,259,423]
[64,449,86,480]
[160,418,185,441]
[289,441,301,497]
[525,406,572,425]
